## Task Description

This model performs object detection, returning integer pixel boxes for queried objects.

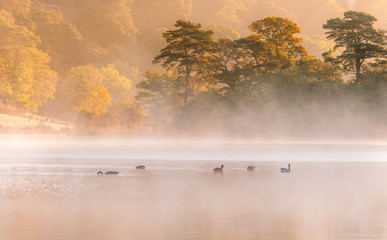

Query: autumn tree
[235,35,265,73]
[0,10,58,112]
[100,64,132,103]
[60,64,111,117]
[30,6,84,71]
[0,10,40,48]
[0,0,33,28]
[77,86,111,118]
[323,11,386,85]
[74,0,138,47]
[59,64,138,131]
[248,17,307,71]
[153,20,214,105]
[0,48,58,112]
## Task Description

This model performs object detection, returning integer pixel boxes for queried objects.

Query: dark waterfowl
[97,171,119,175]
[247,166,255,171]
[280,163,291,173]
[213,165,224,173]
[136,165,146,170]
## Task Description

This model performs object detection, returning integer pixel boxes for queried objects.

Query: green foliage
[136,71,183,131]
[358,61,387,105]
[153,20,215,105]
[144,16,358,135]
[235,35,265,72]
[323,11,386,84]
[211,38,249,91]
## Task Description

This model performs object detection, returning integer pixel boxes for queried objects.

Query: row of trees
[137,12,386,137]
[0,3,386,136]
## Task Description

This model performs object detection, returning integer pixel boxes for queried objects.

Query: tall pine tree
[323,11,386,84]
[153,20,214,105]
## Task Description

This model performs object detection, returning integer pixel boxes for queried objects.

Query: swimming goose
[280,163,291,173]
[247,166,255,171]
[136,165,146,170]
[213,165,224,173]
[97,171,119,175]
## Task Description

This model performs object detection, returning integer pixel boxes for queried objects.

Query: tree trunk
[355,57,361,85]
[184,66,189,105]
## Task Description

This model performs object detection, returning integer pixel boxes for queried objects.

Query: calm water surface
[1,137,387,239]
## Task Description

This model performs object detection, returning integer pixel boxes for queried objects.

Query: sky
[191,0,386,57]
[135,0,387,73]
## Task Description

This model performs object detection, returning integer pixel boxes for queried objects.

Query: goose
[213,165,224,173]
[280,163,291,173]
[97,171,119,175]
[136,165,146,170]
[247,166,255,171]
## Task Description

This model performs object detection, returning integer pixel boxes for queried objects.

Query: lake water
[1,137,387,240]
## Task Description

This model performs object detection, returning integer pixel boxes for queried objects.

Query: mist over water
[0,0,386,237]
[1,136,387,162]
[1,136,387,239]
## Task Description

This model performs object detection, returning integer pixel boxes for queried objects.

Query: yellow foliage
[62,64,131,119]
[0,10,40,48]
[0,47,58,112]
[76,86,112,117]
[248,17,308,71]
[100,64,132,103]
[0,0,33,27]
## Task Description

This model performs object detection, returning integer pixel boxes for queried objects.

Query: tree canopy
[323,11,386,84]
[0,47,58,112]
[153,20,214,105]
[248,17,308,71]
